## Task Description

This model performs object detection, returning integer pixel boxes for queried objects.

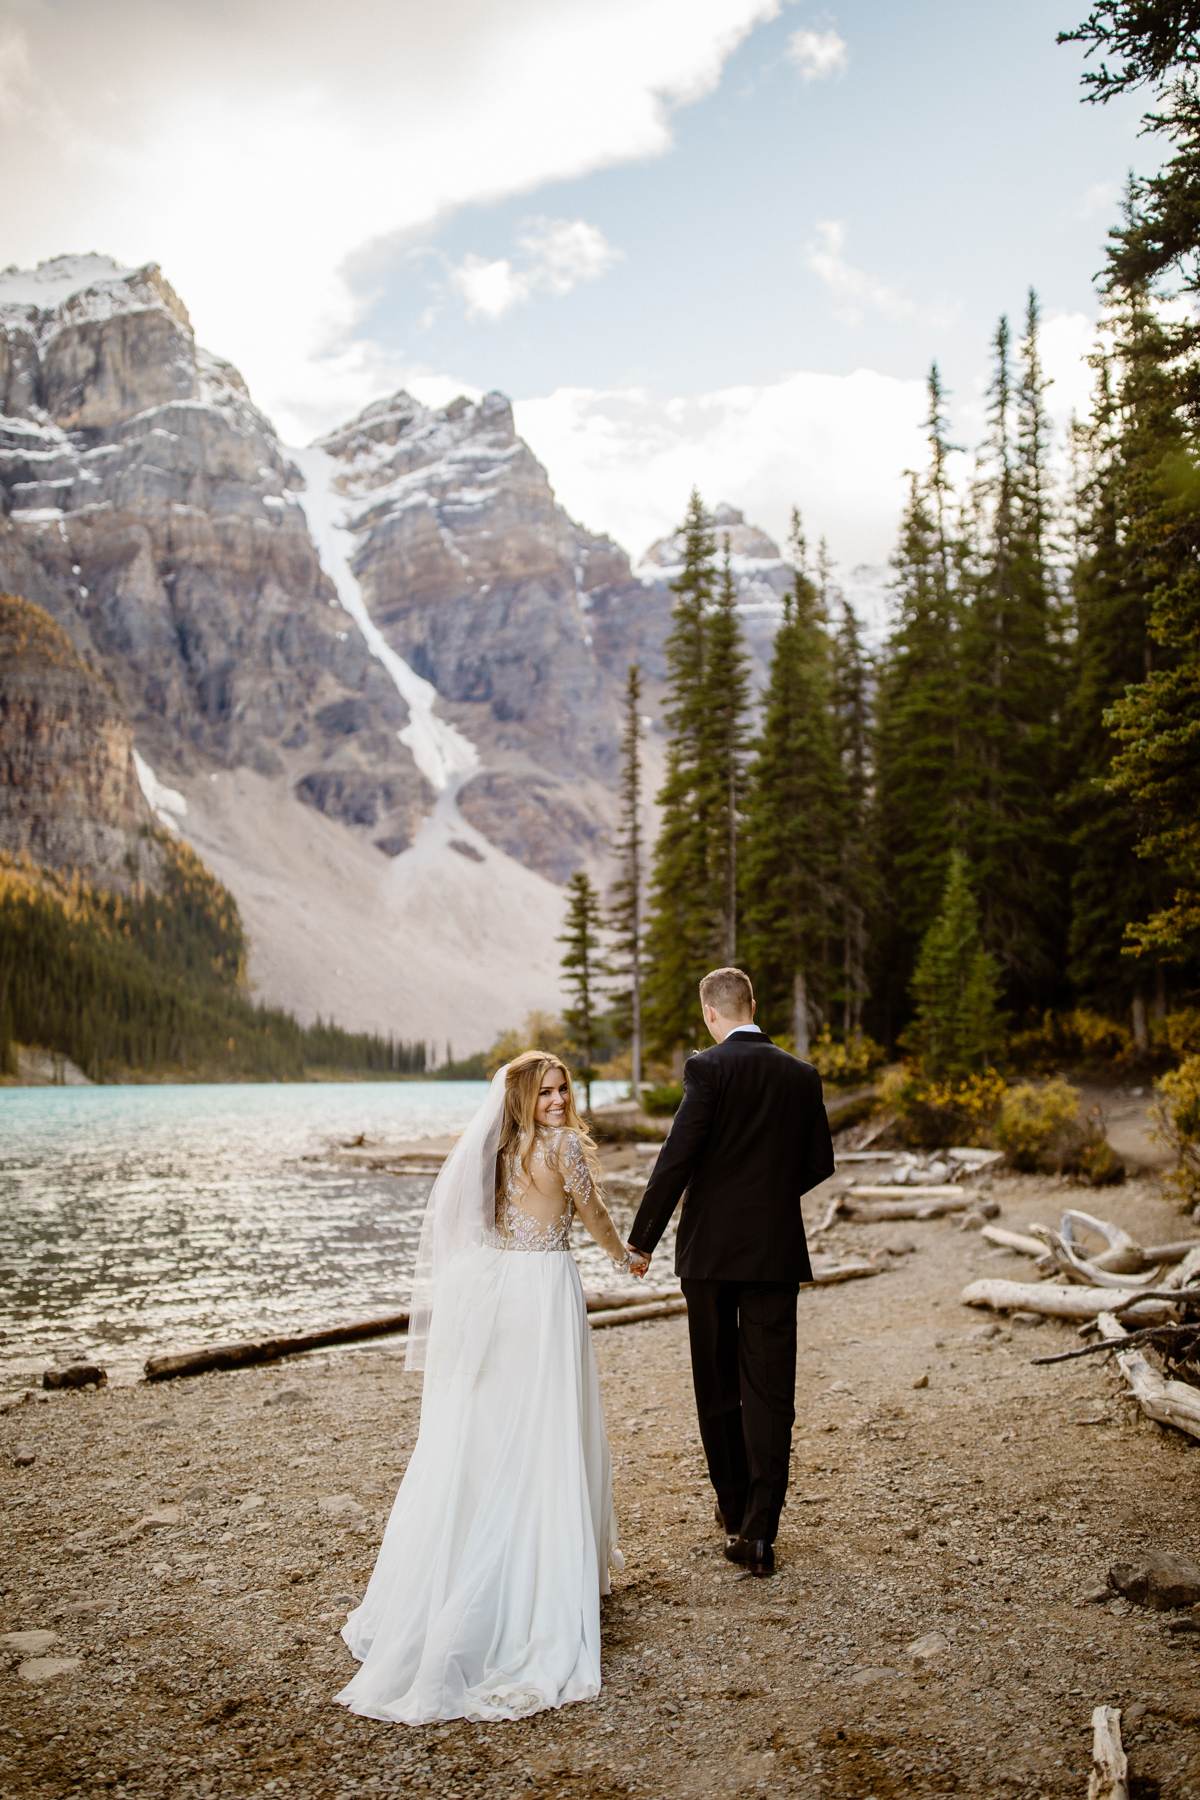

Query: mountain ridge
[0,251,844,1048]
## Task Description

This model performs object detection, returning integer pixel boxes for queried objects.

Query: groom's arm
[627,1054,717,1257]
[800,1071,836,1193]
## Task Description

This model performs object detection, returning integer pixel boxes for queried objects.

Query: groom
[626,967,835,1577]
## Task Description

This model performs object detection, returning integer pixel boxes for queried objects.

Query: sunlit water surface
[0,1080,663,1390]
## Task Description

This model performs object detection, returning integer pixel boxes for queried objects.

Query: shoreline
[4,1166,1199,1797]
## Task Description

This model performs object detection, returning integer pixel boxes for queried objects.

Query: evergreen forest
[0,842,429,1083]
[628,4,1199,1075]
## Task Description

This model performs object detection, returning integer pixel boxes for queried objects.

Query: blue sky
[355,0,1146,409]
[1,0,1153,573]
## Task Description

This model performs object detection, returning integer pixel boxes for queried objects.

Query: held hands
[625,1245,651,1279]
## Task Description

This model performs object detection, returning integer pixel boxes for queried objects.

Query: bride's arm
[556,1131,634,1270]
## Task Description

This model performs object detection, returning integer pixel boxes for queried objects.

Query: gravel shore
[3,1166,1200,1798]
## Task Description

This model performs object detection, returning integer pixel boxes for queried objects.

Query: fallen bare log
[1031,1224,1164,1291]
[847,1184,966,1201]
[1144,1238,1200,1265]
[947,1147,1005,1170]
[588,1298,688,1329]
[980,1224,1046,1258]
[961,1279,1177,1323]
[806,1259,881,1286]
[144,1312,412,1381]
[1096,1312,1200,1442]
[810,1192,847,1237]
[1062,1210,1144,1276]
[1109,1246,1200,1318]
[1088,1705,1128,1800]
[845,1195,987,1222]
[584,1289,678,1314]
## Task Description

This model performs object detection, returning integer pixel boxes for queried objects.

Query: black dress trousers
[680,1276,800,1545]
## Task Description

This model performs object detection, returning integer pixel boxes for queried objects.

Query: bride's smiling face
[534,1067,570,1128]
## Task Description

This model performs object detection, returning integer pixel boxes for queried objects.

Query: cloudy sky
[2,0,1150,570]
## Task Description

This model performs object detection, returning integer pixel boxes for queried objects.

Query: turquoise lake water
[0,1079,636,1391]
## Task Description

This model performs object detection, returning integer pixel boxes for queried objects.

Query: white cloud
[515,364,927,572]
[518,217,621,296]
[450,255,529,322]
[0,0,781,442]
[786,26,848,81]
[804,219,957,330]
[448,217,622,320]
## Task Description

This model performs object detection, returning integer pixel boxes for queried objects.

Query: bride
[334,1050,647,1724]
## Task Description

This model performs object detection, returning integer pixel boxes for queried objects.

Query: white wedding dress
[334,1108,625,1725]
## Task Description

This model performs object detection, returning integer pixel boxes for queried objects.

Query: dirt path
[3,1166,1199,1799]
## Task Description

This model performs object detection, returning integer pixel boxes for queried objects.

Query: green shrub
[880,1064,1007,1148]
[994,1078,1124,1184]
[641,1081,684,1116]
[1152,1009,1200,1063]
[994,1078,1086,1171]
[1154,1053,1200,1213]
[1006,1009,1134,1073]
[809,1026,887,1085]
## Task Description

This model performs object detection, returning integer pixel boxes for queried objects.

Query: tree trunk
[792,968,810,1058]
[1131,988,1149,1051]
[630,970,642,1095]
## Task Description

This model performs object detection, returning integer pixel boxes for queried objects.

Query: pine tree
[1059,3,1200,985]
[608,663,646,1091]
[1101,279,1200,977]
[558,870,606,1113]
[958,310,1064,1013]
[870,467,962,1042]
[699,540,752,962]
[827,555,873,1036]
[740,513,842,1055]
[906,851,1003,1078]
[1063,334,1170,1028]
[643,490,719,1058]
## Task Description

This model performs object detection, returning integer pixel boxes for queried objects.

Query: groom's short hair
[699,967,754,1020]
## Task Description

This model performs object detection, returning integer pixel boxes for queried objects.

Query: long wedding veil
[405,1064,509,1371]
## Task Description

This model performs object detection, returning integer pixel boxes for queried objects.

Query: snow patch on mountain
[132,749,188,832]
[289,444,478,793]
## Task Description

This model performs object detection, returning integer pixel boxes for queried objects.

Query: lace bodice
[494,1125,618,1260]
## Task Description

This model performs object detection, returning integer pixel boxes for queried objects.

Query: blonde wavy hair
[496,1050,603,1203]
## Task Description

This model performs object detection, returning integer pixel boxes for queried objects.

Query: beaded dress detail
[495,1125,600,1253]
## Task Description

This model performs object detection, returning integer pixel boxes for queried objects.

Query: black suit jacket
[628,1030,835,1284]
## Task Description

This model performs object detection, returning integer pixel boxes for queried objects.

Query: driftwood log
[1088,1706,1129,1800]
[960,1279,1177,1323]
[144,1313,413,1380]
[806,1259,881,1286]
[144,1289,675,1381]
[588,1298,687,1329]
[844,1194,992,1223]
[980,1224,1046,1258]
[846,1184,967,1201]
[1095,1311,1200,1442]
[1031,1224,1164,1291]
[1063,1210,1144,1275]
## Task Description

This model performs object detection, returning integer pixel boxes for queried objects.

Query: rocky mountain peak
[638,500,787,577]
[0,591,162,889]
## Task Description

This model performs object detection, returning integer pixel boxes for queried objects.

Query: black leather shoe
[723,1535,775,1577]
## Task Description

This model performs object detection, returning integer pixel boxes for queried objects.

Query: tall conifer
[643,491,718,1058]
[870,469,962,1041]
[827,558,873,1036]
[558,870,605,1113]
[959,311,1064,1012]
[700,540,752,962]
[740,514,842,1054]
[608,663,646,1090]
